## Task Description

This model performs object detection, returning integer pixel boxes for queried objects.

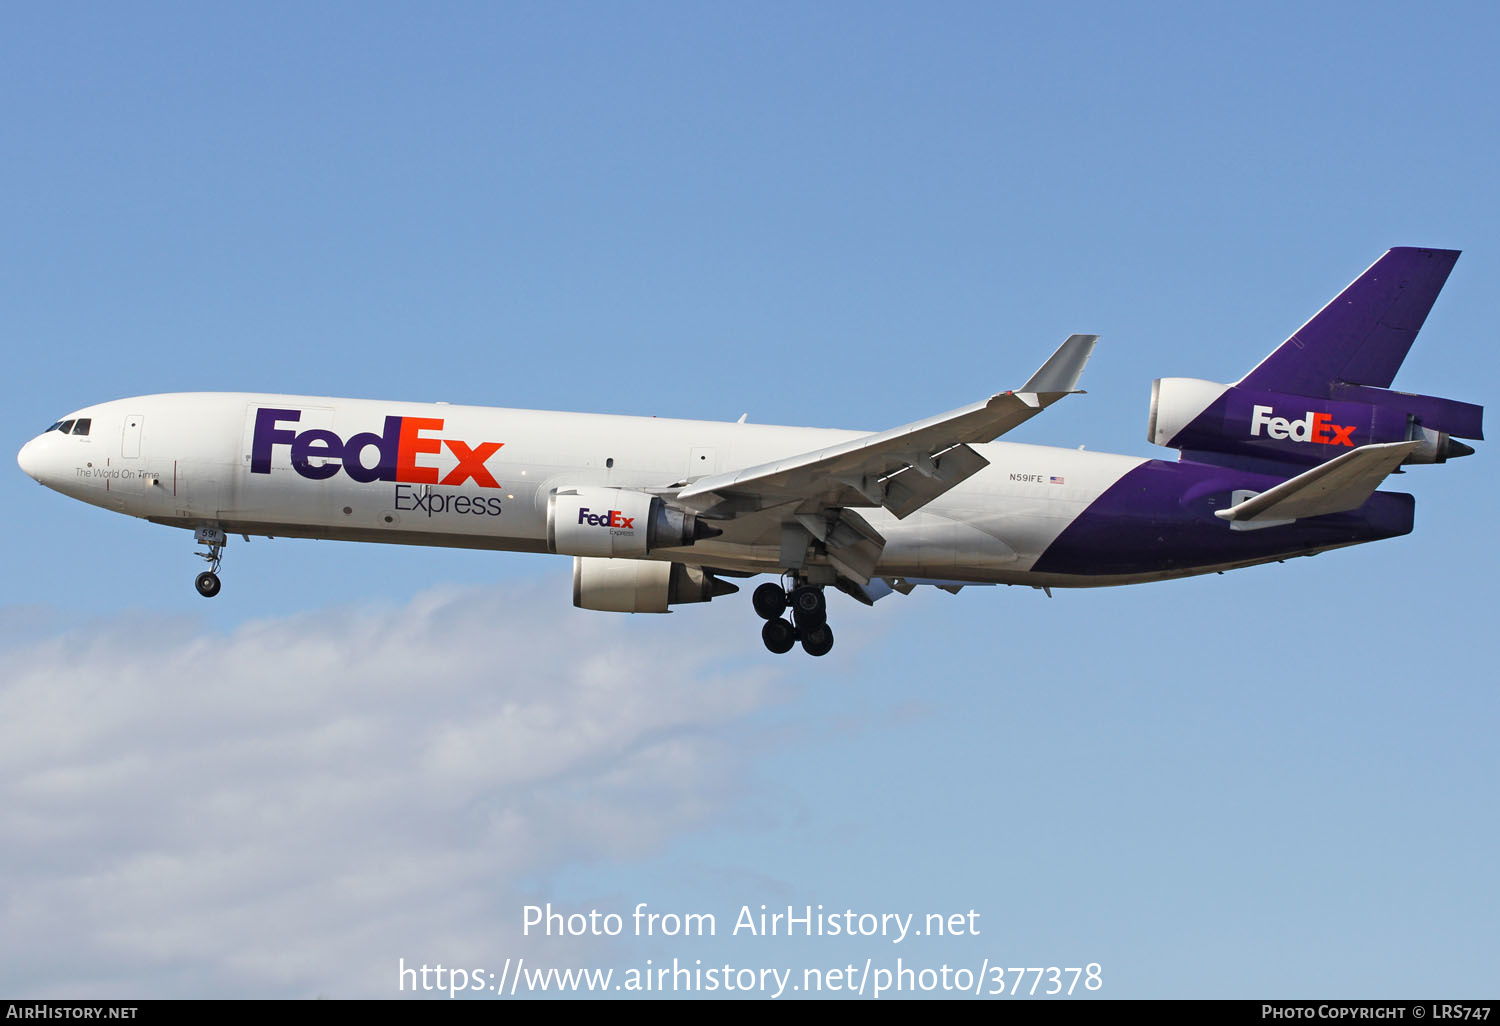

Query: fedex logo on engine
[250,408,504,487]
[1249,405,1356,447]
[577,507,635,530]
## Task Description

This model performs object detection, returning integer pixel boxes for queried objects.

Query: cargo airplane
[17,248,1482,656]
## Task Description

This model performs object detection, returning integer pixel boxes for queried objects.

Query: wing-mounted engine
[547,486,721,557]
[1149,377,1481,469]
[572,557,739,613]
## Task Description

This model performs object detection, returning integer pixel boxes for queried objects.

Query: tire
[752,582,788,620]
[800,623,834,657]
[195,571,222,598]
[790,586,826,627]
[761,617,797,654]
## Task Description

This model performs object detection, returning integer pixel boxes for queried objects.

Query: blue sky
[3,1,1496,998]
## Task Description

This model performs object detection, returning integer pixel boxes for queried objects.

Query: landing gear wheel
[800,622,834,657]
[790,586,826,626]
[752,582,788,620]
[761,618,797,654]
[193,526,227,598]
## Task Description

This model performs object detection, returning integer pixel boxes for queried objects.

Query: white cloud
[0,578,786,997]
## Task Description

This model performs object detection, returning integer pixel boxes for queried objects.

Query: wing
[675,334,1099,522]
[672,335,1097,586]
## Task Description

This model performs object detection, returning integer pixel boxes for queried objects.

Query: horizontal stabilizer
[1214,441,1419,525]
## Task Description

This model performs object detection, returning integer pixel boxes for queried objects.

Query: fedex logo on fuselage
[250,408,504,487]
[577,507,635,530]
[1249,405,1356,447]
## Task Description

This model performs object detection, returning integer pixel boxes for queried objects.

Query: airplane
[16,247,1482,657]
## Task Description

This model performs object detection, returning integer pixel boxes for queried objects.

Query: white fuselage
[17,392,1150,585]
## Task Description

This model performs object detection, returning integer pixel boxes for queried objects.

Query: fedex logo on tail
[250,408,504,487]
[1249,405,1356,447]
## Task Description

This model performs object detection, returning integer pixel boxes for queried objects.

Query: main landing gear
[753,579,834,657]
[193,526,226,598]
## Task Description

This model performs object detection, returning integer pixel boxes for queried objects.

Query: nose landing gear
[752,579,835,657]
[193,526,226,598]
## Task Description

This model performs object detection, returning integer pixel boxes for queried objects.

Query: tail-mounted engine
[1149,377,1481,468]
[547,486,721,558]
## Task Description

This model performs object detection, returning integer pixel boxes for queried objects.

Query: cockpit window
[71,418,91,436]
[58,420,75,435]
[45,421,62,433]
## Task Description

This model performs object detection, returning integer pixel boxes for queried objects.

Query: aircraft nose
[17,436,43,482]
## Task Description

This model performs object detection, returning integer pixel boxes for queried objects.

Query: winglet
[1021,334,1099,393]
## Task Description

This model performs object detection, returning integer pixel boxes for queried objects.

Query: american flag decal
[1050,476,1065,485]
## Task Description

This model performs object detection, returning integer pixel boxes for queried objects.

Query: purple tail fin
[1238,247,1460,396]
[1151,247,1482,472]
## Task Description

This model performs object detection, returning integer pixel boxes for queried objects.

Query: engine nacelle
[1149,377,1479,467]
[547,486,717,557]
[572,557,740,613]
